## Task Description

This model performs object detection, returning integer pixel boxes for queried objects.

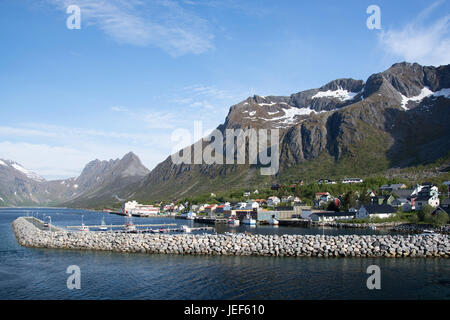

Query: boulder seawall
[12,217,450,258]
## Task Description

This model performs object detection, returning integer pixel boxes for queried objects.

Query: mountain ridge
[1,62,449,207]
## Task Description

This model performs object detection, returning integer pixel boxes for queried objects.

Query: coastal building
[380,184,407,192]
[122,201,160,216]
[355,204,396,219]
[309,211,355,222]
[267,196,281,207]
[342,178,363,184]
[317,179,336,184]
[414,185,440,210]
[204,204,218,215]
[391,198,411,211]
[431,206,450,217]
[372,194,395,206]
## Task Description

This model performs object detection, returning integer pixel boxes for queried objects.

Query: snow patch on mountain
[0,160,7,166]
[10,163,45,182]
[399,87,449,111]
[312,87,360,101]
[261,107,316,125]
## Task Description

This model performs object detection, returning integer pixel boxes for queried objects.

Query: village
[116,178,450,229]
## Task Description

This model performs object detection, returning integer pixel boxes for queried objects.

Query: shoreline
[12,217,450,258]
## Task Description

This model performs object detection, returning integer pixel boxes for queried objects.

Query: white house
[246,201,259,210]
[414,185,440,210]
[356,204,396,219]
[267,196,281,207]
[342,178,363,184]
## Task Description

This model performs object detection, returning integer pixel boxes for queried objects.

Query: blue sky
[0,0,449,179]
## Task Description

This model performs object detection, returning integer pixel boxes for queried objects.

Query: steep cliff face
[136,62,450,201]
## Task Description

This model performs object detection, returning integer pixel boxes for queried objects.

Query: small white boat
[79,215,89,232]
[124,223,137,232]
[242,214,256,225]
[422,229,435,235]
[99,217,108,231]
[268,217,279,225]
[186,212,196,220]
[181,225,192,233]
[227,217,240,226]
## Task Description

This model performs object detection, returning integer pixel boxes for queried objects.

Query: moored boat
[99,217,108,231]
[227,217,240,226]
[79,215,89,232]
[242,214,256,225]
[181,225,192,233]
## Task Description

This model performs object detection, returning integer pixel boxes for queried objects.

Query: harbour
[1,207,450,300]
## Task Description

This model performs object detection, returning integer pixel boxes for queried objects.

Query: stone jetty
[12,217,450,258]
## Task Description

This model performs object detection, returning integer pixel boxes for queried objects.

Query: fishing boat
[186,212,196,220]
[242,214,256,225]
[123,214,137,232]
[181,225,192,233]
[422,229,435,235]
[268,216,279,225]
[99,217,108,231]
[79,215,89,232]
[124,223,137,232]
[227,217,240,226]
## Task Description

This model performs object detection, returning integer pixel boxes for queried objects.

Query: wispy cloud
[47,0,214,56]
[111,106,129,112]
[378,1,450,66]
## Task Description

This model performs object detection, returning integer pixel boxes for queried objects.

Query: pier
[194,217,228,224]
[66,223,177,229]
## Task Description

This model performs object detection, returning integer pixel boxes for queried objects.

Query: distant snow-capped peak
[0,159,45,182]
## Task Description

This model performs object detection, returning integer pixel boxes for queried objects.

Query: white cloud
[378,2,450,66]
[47,0,214,56]
[111,106,129,112]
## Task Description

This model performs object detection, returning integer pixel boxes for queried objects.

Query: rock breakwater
[12,217,450,258]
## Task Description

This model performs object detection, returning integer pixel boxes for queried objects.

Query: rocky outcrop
[12,217,450,258]
[136,62,450,201]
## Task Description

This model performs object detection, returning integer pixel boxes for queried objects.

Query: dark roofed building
[356,204,396,219]
[391,189,414,199]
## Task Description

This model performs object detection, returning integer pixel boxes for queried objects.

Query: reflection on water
[0,208,449,300]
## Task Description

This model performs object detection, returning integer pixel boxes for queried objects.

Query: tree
[342,191,357,210]
[431,212,449,226]
[417,204,433,222]
[327,201,339,212]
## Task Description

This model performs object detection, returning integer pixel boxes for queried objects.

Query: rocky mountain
[0,152,149,207]
[0,159,47,206]
[2,62,449,207]
[134,62,450,201]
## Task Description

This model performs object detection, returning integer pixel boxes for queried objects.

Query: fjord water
[1,208,449,299]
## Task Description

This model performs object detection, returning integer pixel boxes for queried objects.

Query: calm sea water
[0,208,449,300]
